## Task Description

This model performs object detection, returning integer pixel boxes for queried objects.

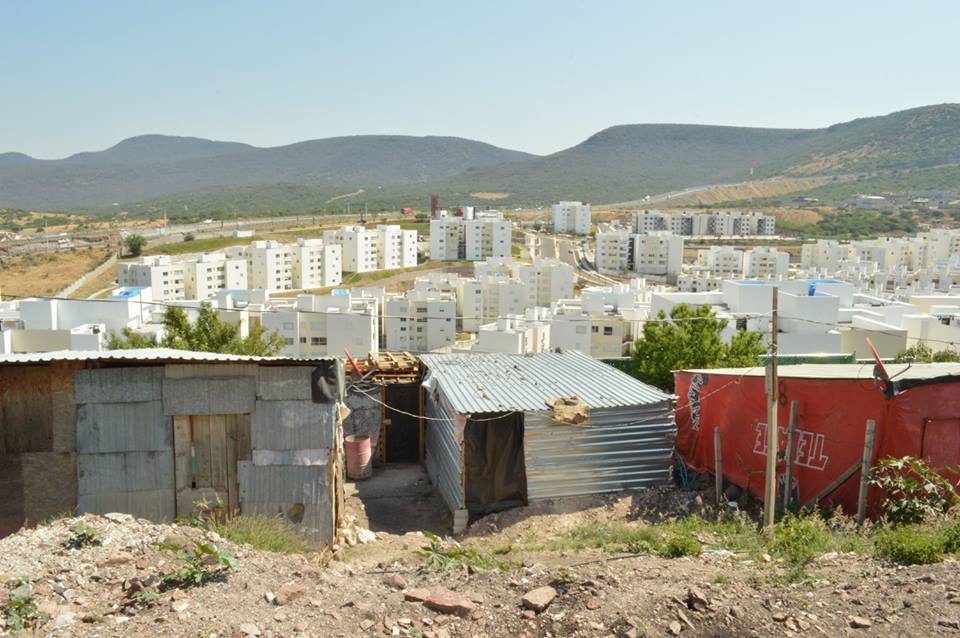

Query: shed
[674,363,960,516]
[419,351,676,531]
[0,348,345,542]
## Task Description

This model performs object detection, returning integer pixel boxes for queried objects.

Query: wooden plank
[235,414,252,462]
[194,415,212,490]
[857,419,877,526]
[209,415,227,501]
[811,461,861,505]
[225,415,239,515]
[173,416,191,498]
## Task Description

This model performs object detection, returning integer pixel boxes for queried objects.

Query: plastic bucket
[344,434,372,480]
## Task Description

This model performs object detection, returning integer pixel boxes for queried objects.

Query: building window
[603,326,613,336]
[299,337,307,344]
[591,326,599,334]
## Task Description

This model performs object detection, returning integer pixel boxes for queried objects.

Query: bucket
[344,434,372,480]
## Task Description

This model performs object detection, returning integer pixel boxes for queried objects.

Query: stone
[239,623,262,636]
[171,600,190,613]
[383,574,408,590]
[687,587,709,612]
[586,597,602,610]
[424,587,477,618]
[668,620,683,635]
[275,582,306,606]
[405,588,431,602]
[359,619,376,630]
[104,512,134,524]
[773,612,789,622]
[938,618,960,629]
[521,586,557,613]
[100,551,134,566]
[849,616,872,629]
[52,613,76,629]
[677,609,695,630]
[521,609,537,620]
[264,591,276,605]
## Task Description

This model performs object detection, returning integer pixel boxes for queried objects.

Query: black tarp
[463,413,527,515]
[311,361,341,403]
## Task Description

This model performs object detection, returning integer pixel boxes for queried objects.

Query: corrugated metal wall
[424,390,464,511]
[523,403,677,500]
[75,367,176,520]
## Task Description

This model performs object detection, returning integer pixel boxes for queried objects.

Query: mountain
[3,104,960,213]
[0,135,535,210]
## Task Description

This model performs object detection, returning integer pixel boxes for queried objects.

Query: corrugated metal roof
[679,362,960,381]
[420,351,671,414]
[0,348,331,365]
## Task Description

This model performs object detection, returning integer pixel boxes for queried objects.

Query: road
[537,233,619,287]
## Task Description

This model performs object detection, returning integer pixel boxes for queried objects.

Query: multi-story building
[183,252,249,299]
[514,259,576,307]
[323,225,378,273]
[455,276,528,332]
[742,246,789,279]
[633,210,670,233]
[551,201,592,235]
[696,246,744,278]
[375,225,418,270]
[475,308,552,355]
[260,290,379,358]
[633,210,775,237]
[431,215,512,261]
[248,240,295,290]
[384,290,457,352]
[632,232,683,276]
[117,256,186,301]
[595,230,634,275]
[430,218,465,261]
[290,238,342,290]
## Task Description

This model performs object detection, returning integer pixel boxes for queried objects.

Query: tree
[631,304,767,392]
[108,302,285,356]
[105,327,157,349]
[123,234,147,256]
[894,342,960,363]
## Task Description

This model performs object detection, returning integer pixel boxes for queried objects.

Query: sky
[2,0,958,159]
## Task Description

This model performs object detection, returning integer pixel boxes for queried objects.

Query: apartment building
[248,240,295,290]
[376,224,418,269]
[455,276,528,332]
[551,201,592,235]
[384,290,457,352]
[475,308,552,355]
[632,232,684,276]
[696,246,744,278]
[430,218,464,261]
[260,290,379,358]
[183,252,248,299]
[431,215,512,261]
[742,246,789,279]
[632,210,775,237]
[595,230,634,275]
[290,238,342,289]
[551,299,632,357]
[513,259,576,307]
[117,256,186,301]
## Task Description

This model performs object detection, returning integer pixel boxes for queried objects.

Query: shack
[420,351,676,531]
[0,348,345,541]
[674,363,960,516]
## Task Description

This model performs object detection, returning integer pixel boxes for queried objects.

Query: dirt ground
[0,247,113,298]
[5,482,960,638]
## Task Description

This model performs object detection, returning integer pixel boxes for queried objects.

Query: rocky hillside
[3,491,960,637]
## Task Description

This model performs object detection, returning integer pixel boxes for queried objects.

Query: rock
[668,620,683,635]
[676,609,695,630]
[359,619,376,630]
[100,551,134,566]
[424,587,477,618]
[521,586,557,613]
[729,606,742,618]
[52,612,76,629]
[849,616,872,629]
[275,582,305,606]
[239,622,262,636]
[760,553,772,563]
[383,574,408,590]
[264,591,276,605]
[521,609,537,620]
[686,587,709,612]
[170,589,188,601]
[773,612,789,622]
[404,588,431,602]
[586,597,602,610]
[171,600,190,613]
[357,527,377,543]
[104,512,134,524]
[938,618,960,629]
[9,581,33,600]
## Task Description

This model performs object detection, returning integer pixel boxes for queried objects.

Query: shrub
[771,513,830,566]
[939,519,960,553]
[1,578,49,631]
[873,526,944,565]
[550,524,661,554]
[65,521,101,549]
[208,515,307,554]
[416,532,512,573]
[155,540,237,589]
[661,534,702,558]
[869,456,959,524]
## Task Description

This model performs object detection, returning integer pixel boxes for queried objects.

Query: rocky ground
[3,492,960,637]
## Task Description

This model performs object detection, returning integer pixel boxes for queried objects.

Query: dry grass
[0,247,113,297]
[470,192,511,200]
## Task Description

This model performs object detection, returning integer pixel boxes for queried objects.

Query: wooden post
[857,419,877,526]
[782,400,799,512]
[764,287,779,530]
[714,427,724,506]
[418,385,426,465]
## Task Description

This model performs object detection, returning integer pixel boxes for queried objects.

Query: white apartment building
[291,238,342,289]
[475,308,552,355]
[183,252,248,299]
[632,232,684,276]
[514,259,576,307]
[696,246,744,278]
[632,210,775,237]
[384,290,457,352]
[552,201,592,235]
[248,240,295,290]
[455,276,528,332]
[551,299,632,357]
[595,231,633,275]
[117,256,186,301]
[321,224,416,273]
[260,290,379,358]
[376,225,418,270]
[742,247,790,279]
[431,214,512,261]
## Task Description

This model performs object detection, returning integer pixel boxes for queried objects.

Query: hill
[0,135,535,210]
[5,104,960,213]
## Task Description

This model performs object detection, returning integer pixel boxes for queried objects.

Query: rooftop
[420,350,671,414]
[680,362,960,382]
[0,348,332,366]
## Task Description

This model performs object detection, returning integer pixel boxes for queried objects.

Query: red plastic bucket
[345,434,372,479]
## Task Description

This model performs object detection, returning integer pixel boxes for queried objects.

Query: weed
[940,519,960,553]
[35,509,75,527]
[661,534,702,558]
[66,521,102,549]
[208,515,307,554]
[771,513,829,566]
[873,526,944,565]
[542,524,661,554]
[869,456,960,524]
[417,532,511,573]
[711,574,731,585]
[155,540,237,589]
[1,578,50,631]
[129,589,161,606]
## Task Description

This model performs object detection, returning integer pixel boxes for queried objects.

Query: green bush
[660,534,702,558]
[771,514,830,566]
[874,526,944,565]
[869,456,959,524]
[939,519,960,553]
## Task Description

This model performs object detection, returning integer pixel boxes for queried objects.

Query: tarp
[674,368,960,516]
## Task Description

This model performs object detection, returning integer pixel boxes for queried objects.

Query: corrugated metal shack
[0,349,345,542]
[420,351,676,531]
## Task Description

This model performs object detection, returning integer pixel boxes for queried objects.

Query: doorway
[382,384,422,463]
[173,414,251,517]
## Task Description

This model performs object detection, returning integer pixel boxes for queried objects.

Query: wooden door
[173,414,251,517]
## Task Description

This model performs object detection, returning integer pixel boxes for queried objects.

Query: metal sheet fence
[523,403,677,500]
[424,391,464,512]
[237,462,333,541]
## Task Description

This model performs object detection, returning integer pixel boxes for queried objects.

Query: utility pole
[764,286,779,530]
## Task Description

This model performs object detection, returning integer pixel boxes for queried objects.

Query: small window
[591,326,599,334]
[603,326,613,336]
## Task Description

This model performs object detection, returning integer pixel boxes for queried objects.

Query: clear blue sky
[2,0,958,159]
